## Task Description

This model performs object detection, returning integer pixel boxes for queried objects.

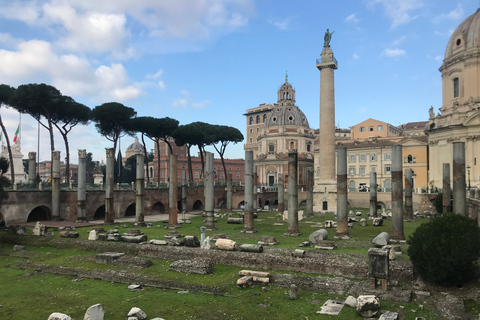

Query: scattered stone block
[47,313,73,320]
[368,248,389,280]
[298,241,311,247]
[126,229,142,235]
[107,228,119,234]
[215,238,238,251]
[84,303,104,320]
[165,231,184,238]
[13,245,25,251]
[289,284,298,300]
[239,270,270,278]
[315,240,337,250]
[201,236,211,249]
[211,234,228,240]
[344,296,357,308]
[121,235,147,243]
[106,233,121,242]
[95,252,125,265]
[150,318,166,320]
[379,311,399,320]
[88,230,98,241]
[356,295,380,318]
[372,232,390,246]
[309,229,328,244]
[317,299,344,315]
[239,244,263,253]
[237,275,253,287]
[91,227,105,233]
[283,210,304,221]
[360,218,367,226]
[16,226,27,235]
[324,220,335,228]
[292,249,306,258]
[128,284,143,291]
[169,258,214,274]
[257,235,278,245]
[167,238,183,246]
[373,217,383,226]
[59,231,79,238]
[33,221,46,236]
[127,307,147,320]
[227,217,243,224]
[98,234,107,241]
[183,235,200,247]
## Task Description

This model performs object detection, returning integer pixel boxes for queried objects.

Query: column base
[284,231,302,236]
[166,224,182,229]
[242,228,258,234]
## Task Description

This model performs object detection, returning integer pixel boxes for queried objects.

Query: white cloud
[352,53,360,60]
[433,4,464,24]
[345,13,360,23]
[268,16,295,30]
[158,81,166,90]
[368,0,423,28]
[146,70,164,80]
[391,36,406,46]
[172,90,209,108]
[0,3,40,25]
[383,48,406,57]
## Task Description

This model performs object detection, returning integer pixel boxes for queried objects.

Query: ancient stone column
[105,148,115,224]
[51,151,61,221]
[169,153,178,227]
[404,168,413,221]
[391,145,405,240]
[253,166,258,213]
[443,163,451,213]
[286,149,300,236]
[278,173,285,213]
[306,167,314,217]
[336,147,349,238]
[76,149,87,222]
[28,152,36,185]
[453,142,466,215]
[204,152,216,230]
[226,173,233,214]
[243,150,255,232]
[135,153,145,224]
[370,171,377,217]
[181,170,187,213]
[315,40,338,211]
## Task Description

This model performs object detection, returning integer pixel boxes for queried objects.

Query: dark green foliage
[0,156,10,203]
[432,192,443,213]
[408,213,480,286]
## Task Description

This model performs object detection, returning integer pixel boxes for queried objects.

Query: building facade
[245,76,316,187]
[426,8,480,189]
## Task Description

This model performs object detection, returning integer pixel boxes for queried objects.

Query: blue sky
[0,0,476,163]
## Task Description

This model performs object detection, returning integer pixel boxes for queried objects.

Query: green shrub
[407,213,480,286]
[432,192,443,213]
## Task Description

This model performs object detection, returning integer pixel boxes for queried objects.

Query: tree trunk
[141,133,149,184]
[48,118,55,181]
[187,145,193,184]
[0,116,14,183]
[198,145,205,178]
[61,131,70,185]
[155,139,161,186]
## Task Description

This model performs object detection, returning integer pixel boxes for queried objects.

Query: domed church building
[245,75,316,188]
[426,8,480,188]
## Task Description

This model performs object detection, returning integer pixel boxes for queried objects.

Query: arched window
[349,180,356,192]
[290,141,295,149]
[286,92,289,99]
[249,117,253,125]
[453,77,459,98]
[263,114,267,122]
[256,116,260,124]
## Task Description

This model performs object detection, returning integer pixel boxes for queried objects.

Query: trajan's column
[314,29,338,212]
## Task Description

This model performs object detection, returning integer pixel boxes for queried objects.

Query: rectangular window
[349,155,356,162]
[385,166,391,174]
[194,172,199,178]
[269,144,275,152]
[384,153,391,160]
[369,126,374,132]
[360,127,365,132]
[377,125,383,131]
[349,167,356,175]
[236,173,240,179]
[370,154,377,161]
[371,166,376,172]
[220,173,224,178]
[453,77,459,98]
[360,154,366,162]
[360,167,365,175]
[249,128,252,133]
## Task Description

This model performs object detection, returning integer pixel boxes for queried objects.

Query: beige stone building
[425,8,480,189]
[350,118,402,140]
[244,76,316,187]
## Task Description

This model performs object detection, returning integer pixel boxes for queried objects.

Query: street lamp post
[467,165,471,190]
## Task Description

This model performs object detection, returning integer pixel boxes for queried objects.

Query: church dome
[444,8,480,61]
[126,137,145,156]
[264,105,310,128]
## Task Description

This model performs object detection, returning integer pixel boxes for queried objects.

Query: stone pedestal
[76,149,87,221]
[105,148,115,224]
[51,151,61,221]
[136,154,145,224]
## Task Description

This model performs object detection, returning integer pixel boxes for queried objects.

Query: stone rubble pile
[47,305,165,320]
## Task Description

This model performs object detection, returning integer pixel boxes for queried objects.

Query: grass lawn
[0,209,442,319]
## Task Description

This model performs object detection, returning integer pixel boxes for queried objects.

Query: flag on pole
[13,125,19,143]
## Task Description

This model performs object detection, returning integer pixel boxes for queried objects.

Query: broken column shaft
[28,152,36,185]
[453,142,466,215]
[306,167,314,217]
[181,170,187,213]
[243,150,255,232]
[336,147,349,238]
[443,163,451,213]
[105,148,115,224]
[136,153,145,224]
[404,168,413,221]
[168,153,178,227]
[204,152,216,230]
[278,173,285,213]
[226,173,233,214]
[52,151,61,221]
[391,145,405,240]
[370,171,377,217]
[76,149,87,221]
[286,149,300,236]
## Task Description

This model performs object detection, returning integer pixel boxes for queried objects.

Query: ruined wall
[347,192,435,212]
